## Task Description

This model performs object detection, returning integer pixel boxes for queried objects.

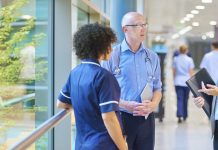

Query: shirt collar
[120,38,145,53]
[81,58,100,66]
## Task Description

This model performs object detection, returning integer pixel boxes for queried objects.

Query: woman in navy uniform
[57,23,127,150]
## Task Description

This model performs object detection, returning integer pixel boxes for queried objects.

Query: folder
[186,68,215,118]
[140,83,153,119]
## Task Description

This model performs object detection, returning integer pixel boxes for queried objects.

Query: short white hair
[121,12,144,27]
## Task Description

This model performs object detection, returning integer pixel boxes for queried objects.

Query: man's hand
[124,101,141,113]
[193,96,205,108]
[133,100,157,116]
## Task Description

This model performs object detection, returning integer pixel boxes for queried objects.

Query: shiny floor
[155,50,213,150]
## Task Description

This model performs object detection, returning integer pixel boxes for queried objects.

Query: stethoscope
[114,45,156,83]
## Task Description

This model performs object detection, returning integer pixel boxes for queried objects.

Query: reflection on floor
[155,49,213,150]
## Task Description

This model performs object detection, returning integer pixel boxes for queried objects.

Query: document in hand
[186,68,215,118]
[140,83,153,119]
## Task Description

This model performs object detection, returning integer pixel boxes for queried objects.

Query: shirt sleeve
[101,60,112,72]
[190,58,195,69]
[96,71,120,113]
[57,74,72,105]
[200,55,207,69]
[172,57,176,69]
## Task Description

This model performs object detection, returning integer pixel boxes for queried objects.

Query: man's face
[123,15,147,42]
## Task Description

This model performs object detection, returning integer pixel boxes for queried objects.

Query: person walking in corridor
[57,23,127,150]
[172,45,195,123]
[101,12,162,150]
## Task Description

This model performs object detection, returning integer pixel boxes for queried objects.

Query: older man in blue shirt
[101,12,162,150]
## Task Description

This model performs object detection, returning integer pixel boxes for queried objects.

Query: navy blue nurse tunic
[58,59,121,150]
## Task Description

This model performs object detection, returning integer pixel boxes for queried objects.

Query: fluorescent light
[196,5,205,9]
[186,14,194,18]
[202,0,212,3]
[184,17,190,21]
[192,22,199,26]
[155,36,161,42]
[172,34,180,39]
[191,10,199,14]
[210,21,217,26]
[180,20,185,24]
[179,26,192,35]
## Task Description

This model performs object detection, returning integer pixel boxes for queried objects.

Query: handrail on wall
[9,109,71,150]
[0,93,35,107]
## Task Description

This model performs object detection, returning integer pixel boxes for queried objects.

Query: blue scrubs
[58,59,121,150]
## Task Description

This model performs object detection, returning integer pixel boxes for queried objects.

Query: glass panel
[71,5,89,68]
[0,0,51,149]
[28,131,50,150]
[71,4,89,150]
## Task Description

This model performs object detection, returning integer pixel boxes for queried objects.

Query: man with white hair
[101,12,162,150]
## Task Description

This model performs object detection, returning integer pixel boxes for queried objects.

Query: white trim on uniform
[99,101,119,106]
[81,62,100,67]
[60,91,71,99]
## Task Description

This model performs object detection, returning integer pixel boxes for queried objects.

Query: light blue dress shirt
[101,39,162,113]
[200,50,218,83]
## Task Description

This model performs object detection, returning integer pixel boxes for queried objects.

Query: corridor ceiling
[146,0,218,39]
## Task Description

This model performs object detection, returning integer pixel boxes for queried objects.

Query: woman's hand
[193,96,205,108]
[198,82,218,96]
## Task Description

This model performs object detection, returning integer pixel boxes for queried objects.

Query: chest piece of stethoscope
[114,67,121,75]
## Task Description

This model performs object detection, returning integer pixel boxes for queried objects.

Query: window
[0,0,52,149]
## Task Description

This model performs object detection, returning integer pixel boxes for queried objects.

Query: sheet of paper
[140,83,153,119]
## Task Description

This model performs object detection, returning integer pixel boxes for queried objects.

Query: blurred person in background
[200,41,218,83]
[173,45,195,123]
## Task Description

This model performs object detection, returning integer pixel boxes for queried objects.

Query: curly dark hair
[73,23,117,59]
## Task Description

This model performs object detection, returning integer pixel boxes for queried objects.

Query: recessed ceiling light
[172,34,179,39]
[192,22,199,26]
[191,10,199,14]
[179,26,192,35]
[184,17,190,21]
[196,5,205,9]
[206,31,214,38]
[180,20,185,24]
[202,35,207,40]
[186,14,194,18]
[202,0,212,3]
[210,21,217,25]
